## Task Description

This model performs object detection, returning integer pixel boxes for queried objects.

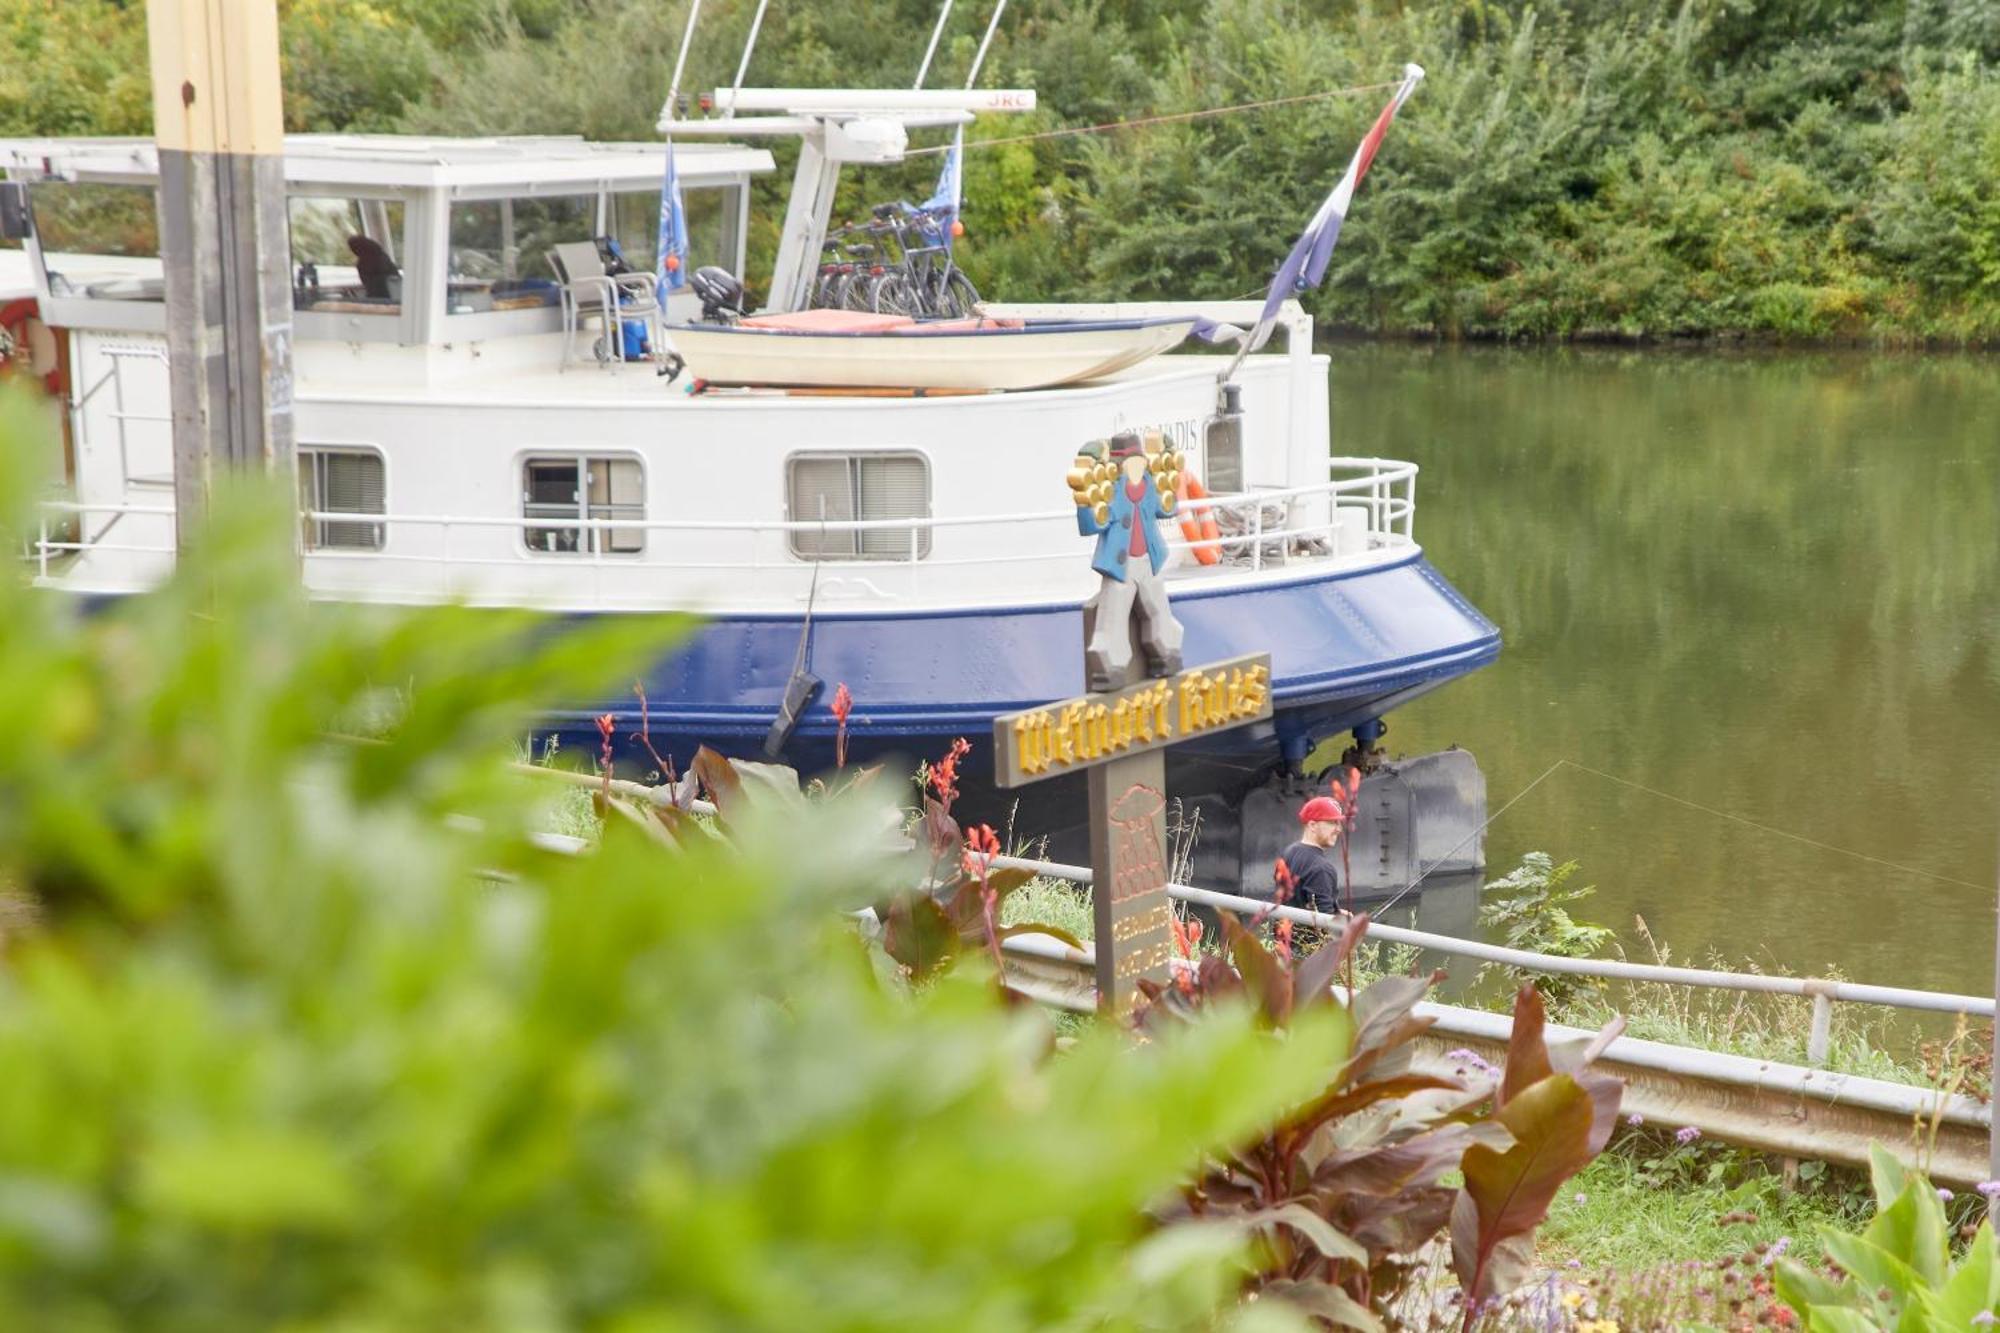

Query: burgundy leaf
[1497,985,1553,1107]
[1221,910,1293,1028]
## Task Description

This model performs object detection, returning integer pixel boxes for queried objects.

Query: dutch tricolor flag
[1258,63,1425,325]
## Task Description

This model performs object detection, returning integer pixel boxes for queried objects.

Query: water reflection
[1339,345,2000,996]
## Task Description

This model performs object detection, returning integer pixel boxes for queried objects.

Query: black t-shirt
[1280,840,1341,914]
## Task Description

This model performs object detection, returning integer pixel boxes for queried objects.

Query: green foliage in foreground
[1776,1145,2000,1330]
[13,1,2000,340]
[0,387,1350,1330]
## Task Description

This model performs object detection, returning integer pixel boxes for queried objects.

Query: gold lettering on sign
[992,656,1273,788]
[1110,697,1136,750]
[1178,671,1209,732]
[1111,902,1172,943]
[1083,702,1111,760]
[1115,936,1173,980]
[1228,664,1269,718]
[1054,703,1080,763]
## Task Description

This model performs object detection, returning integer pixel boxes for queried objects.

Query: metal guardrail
[984,853,1996,1182]
[988,853,1994,1023]
[495,768,1994,1179]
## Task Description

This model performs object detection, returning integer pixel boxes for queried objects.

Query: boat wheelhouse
[5,96,1499,898]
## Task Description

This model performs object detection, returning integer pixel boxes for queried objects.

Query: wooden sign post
[993,653,1274,1012]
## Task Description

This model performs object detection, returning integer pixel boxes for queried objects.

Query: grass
[998,875,1098,946]
[1535,1133,1869,1272]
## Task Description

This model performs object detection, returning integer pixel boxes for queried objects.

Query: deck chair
[548,240,660,368]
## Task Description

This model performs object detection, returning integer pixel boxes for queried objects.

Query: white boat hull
[666,316,1199,391]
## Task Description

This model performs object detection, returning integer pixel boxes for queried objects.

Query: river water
[1333,345,2000,997]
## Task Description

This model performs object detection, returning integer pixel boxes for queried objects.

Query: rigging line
[1557,758,1988,892]
[1371,758,1569,916]
[903,80,1405,157]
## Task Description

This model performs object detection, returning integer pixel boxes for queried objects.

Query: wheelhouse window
[523,455,644,555]
[446,195,593,314]
[787,453,931,560]
[299,447,386,550]
[31,182,163,301]
[608,184,742,276]
[289,196,405,314]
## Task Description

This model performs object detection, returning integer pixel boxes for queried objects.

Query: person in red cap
[1280,795,1345,915]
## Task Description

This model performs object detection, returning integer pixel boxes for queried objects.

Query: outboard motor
[691,266,744,324]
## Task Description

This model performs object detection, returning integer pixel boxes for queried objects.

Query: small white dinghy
[666,309,1200,391]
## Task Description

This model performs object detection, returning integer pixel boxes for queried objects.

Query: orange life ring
[1176,472,1221,566]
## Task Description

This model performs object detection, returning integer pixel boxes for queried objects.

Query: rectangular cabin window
[31,182,163,302]
[787,453,932,561]
[609,185,743,277]
[446,195,594,314]
[522,456,644,555]
[299,447,386,550]
[289,196,405,315]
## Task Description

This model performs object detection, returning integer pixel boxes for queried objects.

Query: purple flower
[1447,1047,1497,1075]
[1979,1180,2000,1200]
[1573,1192,1588,1205]
[1972,1313,1995,1327]
[1627,1112,1645,1126]
[1764,1237,1790,1265]
[1940,1187,1956,1202]
[1674,1125,1701,1145]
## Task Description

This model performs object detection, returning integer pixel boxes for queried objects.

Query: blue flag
[657,139,691,294]
[922,126,963,252]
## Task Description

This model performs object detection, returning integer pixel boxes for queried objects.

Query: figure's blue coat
[1077,480,1171,581]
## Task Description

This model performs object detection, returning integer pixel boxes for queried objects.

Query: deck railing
[36,458,1419,592]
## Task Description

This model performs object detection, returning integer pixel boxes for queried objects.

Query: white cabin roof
[0,135,773,191]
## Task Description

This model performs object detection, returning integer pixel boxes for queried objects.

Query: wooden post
[146,0,295,546]
[994,653,1273,1014]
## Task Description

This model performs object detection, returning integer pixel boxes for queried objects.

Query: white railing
[36,459,1419,595]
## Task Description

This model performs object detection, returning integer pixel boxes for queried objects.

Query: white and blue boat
[4,82,1499,896]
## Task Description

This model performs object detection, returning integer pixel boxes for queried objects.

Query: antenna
[914,0,955,90]
[724,0,774,120]
[666,0,704,116]
[965,0,1009,88]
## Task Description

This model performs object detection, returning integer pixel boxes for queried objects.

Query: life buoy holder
[1176,471,1221,566]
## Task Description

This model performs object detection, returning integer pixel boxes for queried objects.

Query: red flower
[1274,917,1294,962]
[595,712,616,775]
[929,737,971,808]
[961,823,1000,877]
[1272,857,1296,906]
[831,682,853,769]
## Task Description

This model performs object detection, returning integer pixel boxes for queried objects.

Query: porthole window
[787,452,931,561]
[522,455,645,554]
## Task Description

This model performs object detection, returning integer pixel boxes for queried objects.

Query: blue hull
[543,552,1499,794]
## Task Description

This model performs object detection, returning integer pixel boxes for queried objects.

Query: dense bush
[10,0,2000,340]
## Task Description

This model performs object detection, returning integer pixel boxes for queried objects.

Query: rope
[1375,756,1987,916]
[903,79,1405,157]
[1372,759,1568,915]
[1557,759,1989,892]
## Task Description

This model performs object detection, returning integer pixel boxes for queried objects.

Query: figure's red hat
[1298,795,1344,824]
